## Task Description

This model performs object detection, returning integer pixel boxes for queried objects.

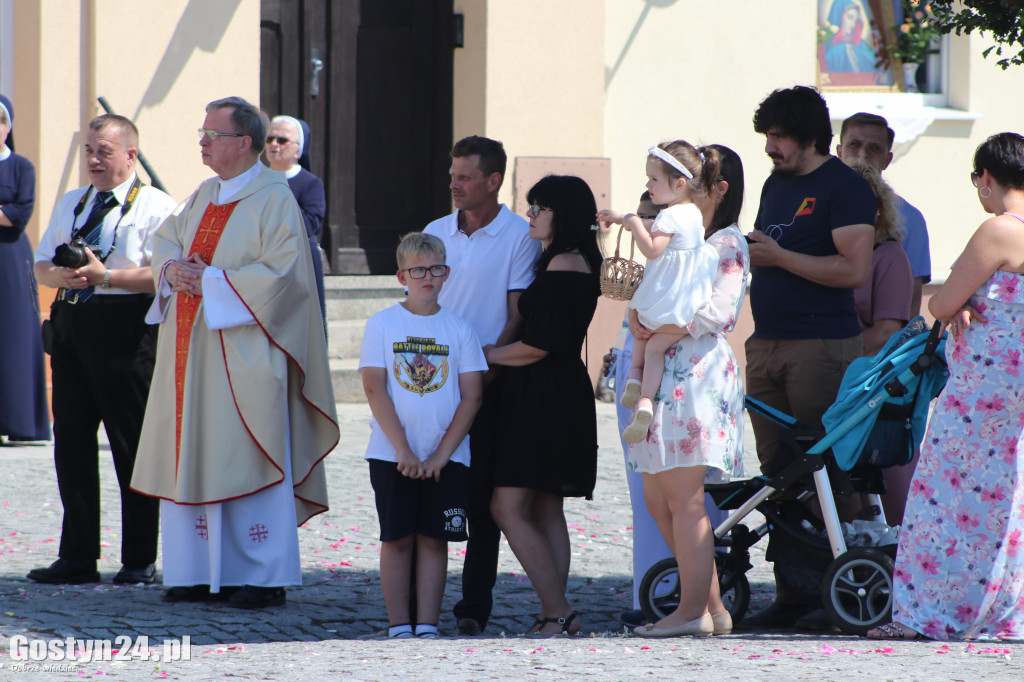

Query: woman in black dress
[484,175,602,635]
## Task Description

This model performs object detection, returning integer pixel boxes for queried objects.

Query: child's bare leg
[414,534,448,628]
[630,336,647,375]
[380,535,414,626]
[639,331,684,401]
[620,336,647,409]
[623,332,683,443]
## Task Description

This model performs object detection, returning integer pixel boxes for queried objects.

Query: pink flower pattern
[629,227,748,479]
[891,271,1024,641]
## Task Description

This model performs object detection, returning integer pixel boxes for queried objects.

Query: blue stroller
[638,319,949,634]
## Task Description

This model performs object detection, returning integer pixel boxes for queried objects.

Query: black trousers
[49,295,159,567]
[452,380,502,628]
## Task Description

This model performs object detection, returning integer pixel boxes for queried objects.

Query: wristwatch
[101,269,112,289]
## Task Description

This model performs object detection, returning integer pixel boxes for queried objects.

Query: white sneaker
[622,405,653,443]
[620,379,642,409]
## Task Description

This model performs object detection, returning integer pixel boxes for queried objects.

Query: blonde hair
[846,160,903,243]
[396,232,446,269]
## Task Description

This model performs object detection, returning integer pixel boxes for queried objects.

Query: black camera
[52,238,99,268]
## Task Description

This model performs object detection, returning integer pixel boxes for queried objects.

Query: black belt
[78,293,154,306]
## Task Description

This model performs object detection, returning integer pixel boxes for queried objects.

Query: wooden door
[261,0,453,274]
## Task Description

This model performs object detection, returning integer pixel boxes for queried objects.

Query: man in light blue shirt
[837,112,931,315]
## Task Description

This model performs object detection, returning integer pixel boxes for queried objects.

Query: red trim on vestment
[174,200,239,475]
[221,273,340,492]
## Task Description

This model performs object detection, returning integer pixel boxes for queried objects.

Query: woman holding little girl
[599,142,748,637]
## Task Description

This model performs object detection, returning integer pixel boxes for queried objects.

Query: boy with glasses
[360,232,487,638]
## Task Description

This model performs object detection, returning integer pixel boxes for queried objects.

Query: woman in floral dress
[630,145,748,638]
[869,133,1024,641]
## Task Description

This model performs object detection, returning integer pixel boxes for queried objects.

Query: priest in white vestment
[131,96,339,608]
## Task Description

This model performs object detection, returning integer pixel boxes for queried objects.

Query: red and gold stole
[174,201,240,469]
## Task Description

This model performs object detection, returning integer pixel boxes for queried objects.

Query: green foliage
[889,1,941,64]
[928,0,1024,69]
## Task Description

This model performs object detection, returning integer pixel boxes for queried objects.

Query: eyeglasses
[266,136,295,146]
[527,203,552,218]
[198,128,245,142]
[402,264,448,279]
[970,171,981,188]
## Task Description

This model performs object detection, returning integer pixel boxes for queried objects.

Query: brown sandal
[867,622,922,640]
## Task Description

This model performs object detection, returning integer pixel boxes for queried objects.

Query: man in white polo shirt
[423,135,541,635]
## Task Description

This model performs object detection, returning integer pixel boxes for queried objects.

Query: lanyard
[68,175,144,262]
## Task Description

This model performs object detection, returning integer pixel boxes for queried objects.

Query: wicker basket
[600,223,644,301]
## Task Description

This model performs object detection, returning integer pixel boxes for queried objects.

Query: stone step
[323,276,404,402]
[330,358,365,403]
[324,275,404,321]
[327,319,369,360]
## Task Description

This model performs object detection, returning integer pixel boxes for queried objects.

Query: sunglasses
[266,136,295,146]
[527,203,552,218]
[198,128,244,142]
[970,171,981,188]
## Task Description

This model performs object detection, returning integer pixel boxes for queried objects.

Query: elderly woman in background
[266,115,327,322]
[0,93,50,444]
[868,132,1024,641]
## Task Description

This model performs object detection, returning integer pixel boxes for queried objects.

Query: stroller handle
[910,321,945,376]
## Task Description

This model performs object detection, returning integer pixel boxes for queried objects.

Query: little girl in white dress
[597,141,718,443]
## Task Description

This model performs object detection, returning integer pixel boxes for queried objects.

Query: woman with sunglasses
[265,115,327,322]
[869,132,1024,641]
[483,175,602,636]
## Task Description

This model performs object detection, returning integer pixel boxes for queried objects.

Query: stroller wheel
[821,547,895,635]
[638,555,751,625]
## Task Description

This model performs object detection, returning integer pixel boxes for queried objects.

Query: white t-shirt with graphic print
[359,303,487,466]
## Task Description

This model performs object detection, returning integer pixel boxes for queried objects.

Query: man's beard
[769,164,799,179]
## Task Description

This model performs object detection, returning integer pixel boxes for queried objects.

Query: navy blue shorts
[369,459,469,542]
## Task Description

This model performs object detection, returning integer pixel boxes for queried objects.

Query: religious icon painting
[817,0,904,91]
[392,336,450,396]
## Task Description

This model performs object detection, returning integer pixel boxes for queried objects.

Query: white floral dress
[892,268,1024,640]
[628,225,748,478]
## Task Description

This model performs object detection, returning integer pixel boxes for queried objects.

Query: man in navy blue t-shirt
[743,86,876,629]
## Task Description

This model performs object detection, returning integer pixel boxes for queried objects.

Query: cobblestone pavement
[0,404,1018,680]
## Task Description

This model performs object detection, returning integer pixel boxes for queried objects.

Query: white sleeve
[458,322,489,373]
[508,233,542,291]
[34,192,79,263]
[145,261,174,324]
[201,267,257,330]
[359,314,387,370]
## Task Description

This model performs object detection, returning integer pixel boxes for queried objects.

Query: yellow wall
[454,0,605,207]
[881,33,1024,281]
[14,0,259,249]
[601,2,1024,282]
[603,0,816,232]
